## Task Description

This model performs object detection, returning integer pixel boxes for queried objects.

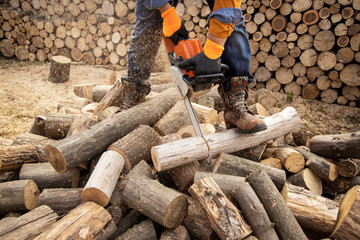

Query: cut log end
[81,187,109,207]
[163,195,188,229]
[151,147,161,172]
[44,145,66,173]
[24,180,40,211]
[107,146,131,172]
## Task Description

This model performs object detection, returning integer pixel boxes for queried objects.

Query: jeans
[126,0,253,92]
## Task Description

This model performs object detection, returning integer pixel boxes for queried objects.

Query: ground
[0,58,359,141]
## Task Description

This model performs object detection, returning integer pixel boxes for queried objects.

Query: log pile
[1,70,360,239]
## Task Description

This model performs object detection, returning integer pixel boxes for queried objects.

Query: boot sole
[238,124,267,134]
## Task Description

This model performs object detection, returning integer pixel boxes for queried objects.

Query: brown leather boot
[219,76,267,133]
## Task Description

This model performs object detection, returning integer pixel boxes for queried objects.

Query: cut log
[48,55,71,83]
[0,180,40,213]
[73,83,97,100]
[337,159,360,178]
[0,145,38,172]
[303,10,319,25]
[340,64,360,87]
[189,177,252,240]
[44,113,76,139]
[57,96,90,111]
[192,102,218,125]
[122,176,188,229]
[271,15,287,32]
[310,132,360,159]
[247,170,308,240]
[0,205,58,240]
[304,152,339,181]
[93,80,125,115]
[232,142,267,162]
[39,188,82,215]
[287,168,323,195]
[44,88,180,173]
[233,183,279,240]
[29,115,46,136]
[282,183,339,234]
[152,107,301,172]
[302,84,320,100]
[108,125,160,173]
[66,114,98,137]
[176,123,216,138]
[331,185,360,240]
[160,225,190,240]
[260,157,283,169]
[82,150,125,207]
[270,147,305,173]
[114,219,157,240]
[19,162,80,189]
[92,85,112,102]
[33,202,111,240]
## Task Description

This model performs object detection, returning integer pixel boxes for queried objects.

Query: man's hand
[161,6,188,45]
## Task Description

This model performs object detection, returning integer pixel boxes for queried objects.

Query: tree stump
[48,55,71,83]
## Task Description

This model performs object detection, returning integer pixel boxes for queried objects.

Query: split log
[33,202,111,240]
[108,125,161,173]
[0,205,58,240]
[337,159,360,178]
[122,176,188,228]
[44,113,76,139]
[0,145,38,172]
[0,180,40,213]
[310,132,360,159]
[282,183,339,234]
[233,183,279,240]
[82,150,125,207]
[44,88,180,173]
[114,219,157,240]
[19,163,80,189]
[160,225,190,240]
[152,107,301,172]
[189,177,252,240]
[93,80,124,115]
[331,185,360,240]
[39,188,82,215]
[287,168,323,195]
[48,55,71,83]
[247,170,308,240]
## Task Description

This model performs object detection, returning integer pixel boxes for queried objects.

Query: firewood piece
[319,7,331,19]
[0,39,15,57]
[29,115,46,136]
[152,107,301,172]
[92,85,112,102]
[248,103,269,117]
[114,219,157,240]
[0,180,40,213]
[39,188,82,215]
[0,205,58,240]
[338,159,360,178]
[153,101,191,136]
[233,142,267,162]
[66,115,98,137]
[271,15,287,32]
[189,177,252,240]
[331,186,360,240]
[292,128,313,147]
[93,80,124,115]
[303,10,319,25]
[33,201,111,240]
[48,55,71,83]
[108,125,161,173]
[272,147,305,173]
[194,171,245,199]
[340,64,360,87]
[73,83,97,100]
[82,150,125,207]
[233,183,279,240]
[204,153,286,191]
[282,183,339,234]
[314,31,335,51]
[260,157,283,169]
[57,96,90,111]
[160,225,190,240]
[122,176,188,229]
[44,113,76,139]
[287,168,323,195]
[44,88,180,173]
[192,102,218,125]
[0,145,38,172]
[310,132,360,159]
[270,0,282,9]
[304,154,339,181]
[247,170,308,240]
[20,163,80,189]
[176,123,216,138]
[302,84,320,99]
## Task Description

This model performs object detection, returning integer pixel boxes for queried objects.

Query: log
[304,153,339,181]
[66,114,98,137]
[303,10,319,25]
[122,176,188,229]
[152,107,301,172]
[260,157,283,169]
[48,55,71,83]
[331,186,360,240]
[192,102,218,125]
[233,183,279,240]
[33,202,111,240]
[302,84,320,100]
[73,83,97,100]
[114,219,157,240]
[44,88,180,173]
[340,64,360,87]
[271,15,287,32]
[29,115,46,136]
[93,80,125,115]
[176,123,216,138]
[268,147,305,173]
[160,225,190,240]
[44,113,76,139]
[0,145,38,172]
[82,150,125,206]
[0,180,40,214]
[287,168,323,195]
[109,210,146,238]
[282,183,339,234]
[232,142,267,162]
[0,205,58,240]
[247,170,308,240]
[310,132,360,159]
[189,177,252,240]
[92,85,112,102]
[19,162,80,189]
[39,188,83,215]
[338,159,360,178]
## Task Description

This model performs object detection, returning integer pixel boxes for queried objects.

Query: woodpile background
[0,0,359,106]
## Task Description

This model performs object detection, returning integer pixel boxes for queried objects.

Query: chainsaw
[163,36,227,163]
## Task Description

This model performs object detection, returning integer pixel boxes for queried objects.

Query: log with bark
[287,168,323,195]
[48,55,71,83]
[44,88,180,173]
[0,144,39,172]
[160,225,191,240]
[337,158,360,178]
[114,219,157,240]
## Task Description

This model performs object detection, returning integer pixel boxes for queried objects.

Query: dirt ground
[0,58,359,141]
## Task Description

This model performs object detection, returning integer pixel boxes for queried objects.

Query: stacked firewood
[243,0,360,106]
[1,71,360,239]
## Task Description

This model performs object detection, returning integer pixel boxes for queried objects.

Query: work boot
[116,76,151,110]
[219,76,267,133]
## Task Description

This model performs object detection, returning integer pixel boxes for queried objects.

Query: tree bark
[48,55,71,83]
[0,145,38,172]
[114,219,157,240]
[39,188,82,215]
[160,225,191,240]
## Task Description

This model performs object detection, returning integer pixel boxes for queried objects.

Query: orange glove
[203,38,225,59]
[161,7,181,37]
